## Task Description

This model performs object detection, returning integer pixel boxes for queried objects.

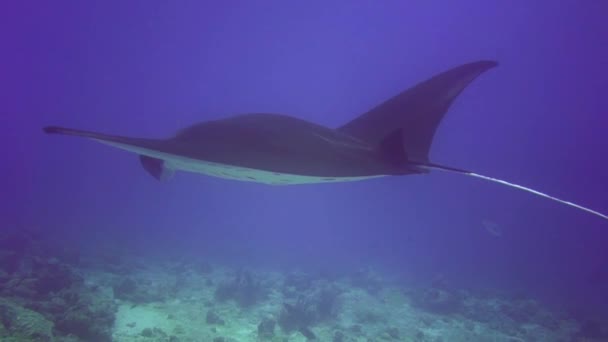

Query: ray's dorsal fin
[414,162,608,221]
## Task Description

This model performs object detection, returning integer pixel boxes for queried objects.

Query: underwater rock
[213,337,238,342]
[0,227,35,275]
[27,289,77,318]
[31,259,82,297]
[87,251,133,275]
[1,257,82,302]
[0,250,23,275]
[278,283,341,334]
[197,260,213,274]
[0,299,54,341]
[333,330,345,342]
[460,295,560,334]
[410,287,463,315]
[500,299,540,323]
[386,327,399,339]
[0,226,80,276]
[349,267,383,295]
[577,319,608,340]
[111,277,166,303]
[141,327,153,337]
[349,324,363,335]
[53,246,81,266]
[53,290,117,342]
[55,311,107,341]
[0,269,8,287]
[299,326,316,340]
[355,309,385,325]
[0,232,117,342]
[284,271,314,291]
[140,327,168,339]
[463,320,475,331]
[214,269,267,308]
[206,311,225,325]
[279,301,314,333]
[315,284,341,321]
[512,299,563,331]
[112,278,137,300]
[257,317,275,339]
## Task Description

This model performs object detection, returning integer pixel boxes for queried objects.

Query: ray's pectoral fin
[43,126,176,181]
[139,155,174,181]
[339,60,498,163]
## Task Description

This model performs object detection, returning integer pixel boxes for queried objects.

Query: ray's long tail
[414,162,608,221]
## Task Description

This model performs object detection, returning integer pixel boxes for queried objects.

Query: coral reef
[349,267,384,295]
[257,317,276,340]
[214,269,267,308]
[2,225,604,341]
[205,311,225,325]
[0,299,54,341]
[0,226,116,341]
[576,318,608,341]
[278,281,341,338]
[410,286,464,315]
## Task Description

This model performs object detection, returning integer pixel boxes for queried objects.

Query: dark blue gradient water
[2,2,607,340]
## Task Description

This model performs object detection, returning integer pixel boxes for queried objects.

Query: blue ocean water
[2,1,607,341]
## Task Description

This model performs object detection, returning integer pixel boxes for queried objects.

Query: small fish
[482,219,503,237]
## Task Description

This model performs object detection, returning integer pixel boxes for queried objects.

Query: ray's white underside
[96,139,384,185]
[94,139,608,221]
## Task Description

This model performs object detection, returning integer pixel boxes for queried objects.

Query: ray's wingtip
[473,60,499,69]
[43,126,55,134]
[43,126,65,134]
